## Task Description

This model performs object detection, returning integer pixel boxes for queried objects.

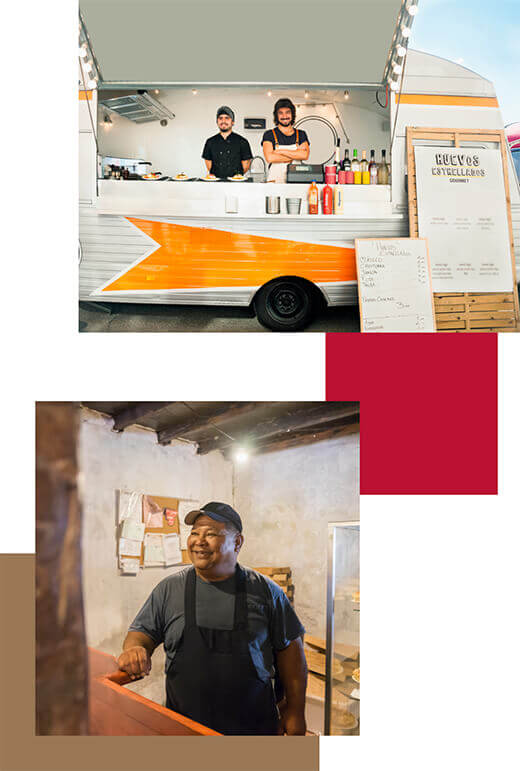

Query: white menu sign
[355,238,435,332]
[414,147,513,292]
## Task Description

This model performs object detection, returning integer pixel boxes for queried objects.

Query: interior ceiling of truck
[80,0,403,86]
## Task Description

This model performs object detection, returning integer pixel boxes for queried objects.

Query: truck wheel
[254,279,317,332]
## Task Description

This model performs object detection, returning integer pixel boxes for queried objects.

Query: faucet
[248,155,268,183]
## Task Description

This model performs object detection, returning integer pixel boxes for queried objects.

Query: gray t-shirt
[128,565,305,681]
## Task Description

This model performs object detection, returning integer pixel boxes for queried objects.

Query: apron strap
[184,567,197,629]
[272,128,279,146]
[296,129,299,145]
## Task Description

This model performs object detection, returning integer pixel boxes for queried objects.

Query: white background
[2,3,519,768]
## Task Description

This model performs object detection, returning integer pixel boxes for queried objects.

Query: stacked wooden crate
[254,566,294,603]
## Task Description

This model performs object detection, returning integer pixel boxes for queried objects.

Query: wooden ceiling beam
[157,402,262,445]
[112,402,176,432]
[223,418,360,459]
[197,402,360,455]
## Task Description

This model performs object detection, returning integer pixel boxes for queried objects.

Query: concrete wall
[79,408,233,703]
[235,433,360,640]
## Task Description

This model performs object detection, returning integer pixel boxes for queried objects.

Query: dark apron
[165,565,280,735]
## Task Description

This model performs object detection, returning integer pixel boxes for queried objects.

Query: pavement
[79,302,362,333]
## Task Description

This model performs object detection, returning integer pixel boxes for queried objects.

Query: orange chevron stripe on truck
[102,218,357,292]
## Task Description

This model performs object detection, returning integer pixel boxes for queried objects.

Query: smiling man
[202,106,253,179]
[117,502,307,736]
[262,98,310,182]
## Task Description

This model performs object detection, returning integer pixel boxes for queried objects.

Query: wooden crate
[255,566,295,604]
[406,127,519,332]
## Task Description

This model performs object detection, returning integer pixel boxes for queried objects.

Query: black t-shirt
[202,132,253,178]
[262,128,310,148]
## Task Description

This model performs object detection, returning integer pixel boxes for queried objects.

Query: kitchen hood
[98,91,175,123]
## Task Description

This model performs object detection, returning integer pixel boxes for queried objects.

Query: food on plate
[351,667,360,684]
[175,172,189,180]
[204,173,217,180]
[331,708,358,730]
[229,173,245,180]
[142,172,161,180]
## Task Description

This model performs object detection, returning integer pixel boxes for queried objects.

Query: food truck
[79,0,520,331]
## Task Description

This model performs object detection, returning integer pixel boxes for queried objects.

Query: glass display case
[325,522,360,735]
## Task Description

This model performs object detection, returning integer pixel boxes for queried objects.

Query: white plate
[173,176,190,181]
[201,176,219,182]
[227,176,247,182]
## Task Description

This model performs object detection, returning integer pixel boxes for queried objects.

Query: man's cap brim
[184,509,228,525]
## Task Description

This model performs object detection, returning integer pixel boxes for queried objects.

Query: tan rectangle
[468,317,516,329]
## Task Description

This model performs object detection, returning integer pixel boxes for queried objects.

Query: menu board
[355,238,436,332]
[414,147,513,292]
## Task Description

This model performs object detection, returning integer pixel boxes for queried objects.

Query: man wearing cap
[202,107,253,179]
[117,502,307,736]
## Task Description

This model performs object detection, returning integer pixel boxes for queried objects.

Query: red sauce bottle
[322,184,333,215]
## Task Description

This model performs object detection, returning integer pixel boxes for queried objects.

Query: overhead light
[233,448,249,464]
[304,90,309,99]
[154,89,160,94]
[407,4,418,16]
[390,81,400,92]
[402,27,411,38]
[344,90,350,100]
[192,88,198,95]
[397,45,407,58]
[393,63,403,75]
[267,90,272,97]
[87,78,97,89]
[78,45,87,58]
[84,61,93,73]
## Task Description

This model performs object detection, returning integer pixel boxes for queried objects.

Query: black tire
[254,278,317,332]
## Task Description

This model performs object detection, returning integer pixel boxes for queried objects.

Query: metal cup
[286,198,302,214]
[265,196,281,214]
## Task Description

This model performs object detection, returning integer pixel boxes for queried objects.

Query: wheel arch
[251,275,327,307]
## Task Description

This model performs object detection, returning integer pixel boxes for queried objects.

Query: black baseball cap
[216,105,235,121]
[184,501,243,532]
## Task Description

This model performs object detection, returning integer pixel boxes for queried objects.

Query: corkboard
[406,127,519,332]
[119,493,192,567]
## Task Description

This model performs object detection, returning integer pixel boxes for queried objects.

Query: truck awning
[80,0,407,87]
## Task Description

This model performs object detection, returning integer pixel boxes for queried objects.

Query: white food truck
[79,0,520,330]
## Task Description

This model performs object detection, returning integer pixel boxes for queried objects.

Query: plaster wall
[79,408,233,703]
[234,433,360,640]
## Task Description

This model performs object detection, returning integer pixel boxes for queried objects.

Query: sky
[410,0,519,125]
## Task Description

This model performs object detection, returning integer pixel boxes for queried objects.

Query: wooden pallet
[255,566,295,603]
[406,127,519,332]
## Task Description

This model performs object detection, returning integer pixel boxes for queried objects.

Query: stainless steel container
[286,197,302,214]
[265,196,281,214]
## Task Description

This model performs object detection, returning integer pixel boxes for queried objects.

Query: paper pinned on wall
[163,534,182,566]
[178,500,200,549]
[144,533,166,566]
[143,495,165,528]
[120,558,140,575]
[121,520,145,542]
[119,537,142,557]
[119,491,142,524]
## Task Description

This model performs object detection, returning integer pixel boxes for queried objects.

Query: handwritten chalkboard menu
[355,238,436,332]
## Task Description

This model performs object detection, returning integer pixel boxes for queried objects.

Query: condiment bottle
[308,181,319,214]
[333,186,344,214]
[322,184,333,215]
